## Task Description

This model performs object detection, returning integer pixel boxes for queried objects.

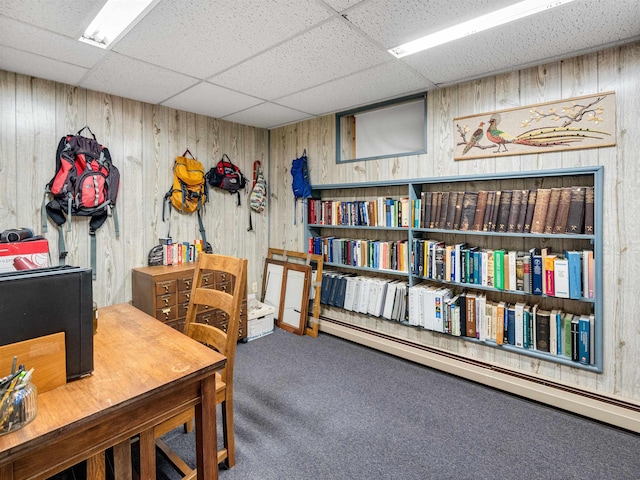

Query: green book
[562,313,573,357]
[493,249,505,290]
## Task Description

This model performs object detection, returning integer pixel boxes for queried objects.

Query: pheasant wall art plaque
[454,92,615,160]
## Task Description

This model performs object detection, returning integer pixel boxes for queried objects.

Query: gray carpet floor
[159,327,640,480]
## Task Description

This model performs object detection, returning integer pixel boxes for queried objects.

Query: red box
[0,239,49,273]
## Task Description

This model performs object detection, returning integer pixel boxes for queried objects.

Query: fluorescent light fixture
[389,0,576,58]
[79,0,155,48]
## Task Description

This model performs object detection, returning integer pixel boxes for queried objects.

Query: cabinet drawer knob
[162,308,171,319]
[184,280,191,289]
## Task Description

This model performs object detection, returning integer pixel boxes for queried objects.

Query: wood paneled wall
[0,71,269,308]
[269,42,640,404]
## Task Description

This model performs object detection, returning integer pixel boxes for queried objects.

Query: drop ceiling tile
[277,60,434,115]
[79,53,198,105]
[161,82,263,119]
[345,0,519,48]
[223,102,312,129]
[0,0,104,39]
[0,16,106,69]
[322,0,368,12]
[211,18,391,101]
[113,0,333,79]
[403,0,640,85]
[0,45,88,85]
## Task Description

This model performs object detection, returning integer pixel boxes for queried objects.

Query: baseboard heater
[318,316,640,433]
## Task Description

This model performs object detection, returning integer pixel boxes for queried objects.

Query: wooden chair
[155,253,248,475]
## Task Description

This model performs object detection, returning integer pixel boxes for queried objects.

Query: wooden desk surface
[0,302,226,478]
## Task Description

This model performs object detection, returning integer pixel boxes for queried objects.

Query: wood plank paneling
[0,72,268,310]
[268,42,640,406]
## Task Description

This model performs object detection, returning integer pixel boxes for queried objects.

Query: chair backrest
[183,253,247,387]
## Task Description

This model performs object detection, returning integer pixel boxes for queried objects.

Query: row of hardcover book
[308,185,594,236]
[159,238,207,266]
[320,271,593,365]
[415,186,594,234]
[308,197,411,228]
[309,236,409,272]
[407,284,594,365]
[412,240,595,299]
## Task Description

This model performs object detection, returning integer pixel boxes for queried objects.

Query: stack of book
[309,236,409,272]
[160,238,206,266]
[320,272,409,322]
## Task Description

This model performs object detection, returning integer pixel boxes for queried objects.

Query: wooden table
[0,302,226,480]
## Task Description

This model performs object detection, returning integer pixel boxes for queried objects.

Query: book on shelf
[589,313,595,366]
[459,191,478,231]
[522,252,532,294]
[437,191,450,229]
[484,249,492,287]
[543,187,562,234]
[515,189,529,233]
[495,301,506,345]
[584,186,595,234]
[530,248,543,295]
[549,309,560,355]
[535,308,551,352]
[584,249,595,298]
[429,192,440,228]
[400,197,410,227]
[452,191,464,230]
[507,188,523,233]
[544,253,557,296]
[489,190,502,232]
[530,188,551,234]
[523,188,538,233]
[506,304,516,345]
[565,250,583,299]
[476,294,487,341]
[382,280,399,320]
[523,304,533,349]
[420,191,430,229]
[445,244,454,281]
[483,191,495,231]
[496,189,512,232]
[514,302,525,348]
[578,315,591,365]
[554,257,570,298]
[493,249,505,290]
[570,315,580,362]
[562,313,573,358]
[553,186,572,234]
[465,293,477,338]
[473,190,489,231]
[566,186,586,234]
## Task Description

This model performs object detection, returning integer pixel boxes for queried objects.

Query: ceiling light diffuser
[388,0,577,58]
[79,0,156,48]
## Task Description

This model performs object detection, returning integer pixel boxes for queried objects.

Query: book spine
[578,316,590,365]
[543,187,562,234]
[523,188,537,233]
[473,191,488,231]
[584,186,595,234]
[530,188,550,234]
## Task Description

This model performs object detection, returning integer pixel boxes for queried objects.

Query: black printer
[0,265,94,380]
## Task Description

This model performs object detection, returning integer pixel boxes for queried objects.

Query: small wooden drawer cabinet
[131,264,247,341]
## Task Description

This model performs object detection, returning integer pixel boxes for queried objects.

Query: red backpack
[42,126,120,278]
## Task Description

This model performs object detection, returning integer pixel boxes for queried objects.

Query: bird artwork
[486,114,516,153]
[462,121,484,155]
[454,93,615,160]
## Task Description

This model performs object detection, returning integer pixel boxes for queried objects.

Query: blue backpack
[291,149,311,224]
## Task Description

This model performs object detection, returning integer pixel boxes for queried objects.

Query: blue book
[556,311,563,355]
[507,305,516,345]
[566,250,582,299]
[579,316,591,365]
[531,250,543,295]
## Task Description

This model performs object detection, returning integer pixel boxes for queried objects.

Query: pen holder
[0,382,37,435]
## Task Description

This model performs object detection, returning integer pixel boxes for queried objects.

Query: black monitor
[0,265,94,380]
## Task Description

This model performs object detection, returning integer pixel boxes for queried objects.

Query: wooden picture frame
[267,248,323,338]
[261,258,285,318]
[277,263,311,336]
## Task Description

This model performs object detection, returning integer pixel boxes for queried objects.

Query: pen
[10,356,17,375]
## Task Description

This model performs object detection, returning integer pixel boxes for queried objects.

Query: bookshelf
[306,167,603,373]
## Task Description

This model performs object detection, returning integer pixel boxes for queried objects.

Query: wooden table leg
[195,374,217,480]
[87,451,106,480]
[113,439,133,480]
[138,428,156,480]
